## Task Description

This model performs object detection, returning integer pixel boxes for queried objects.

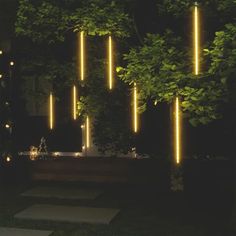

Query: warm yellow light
[6,156,11,162]
[86,116,90,148]
[0,50,2,54]
[80,31,84,81]
[0,74,2,79]
[175,97,180,164]
[73,85,77,120]
[133,83,138,133]
[5,124,10,129]
[75,152,80,157]
[108,35,113,90]
[10,61,14,66]
[53,152,60,157]
[49,92,54,130]
[194,2,199,75]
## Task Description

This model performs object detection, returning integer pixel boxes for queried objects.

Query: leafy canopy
[117,30,227,126]
[15,0,132,43]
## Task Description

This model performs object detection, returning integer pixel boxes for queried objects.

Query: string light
[194,2,199,75]
[49,92,54,130]
[133,83,138,133]
[86,116,90,148]
[175,97,180,164]
[108,35,113,89]
[80,31,84,81]
[73,85,77,120]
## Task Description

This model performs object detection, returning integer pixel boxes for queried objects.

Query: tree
[117,30,227,126]
[207,22,236,231]
[15,0,131,42]
[15,0,133,153]
[117,0,236,230]
[118,0,236,126]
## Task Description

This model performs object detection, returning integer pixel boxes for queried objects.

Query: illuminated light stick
[194,2,200,75]
[133,82,138,133]
[175,97,181,164]
[49,92,54,130]
[80,31,84,81]
[72,85,77,120]
[108,35,113,90]
[86,116,90,148]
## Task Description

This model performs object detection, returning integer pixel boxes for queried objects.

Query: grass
[0,180,234,236]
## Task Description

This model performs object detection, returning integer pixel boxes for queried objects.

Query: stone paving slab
[15,204,120,224]
[0,227,52,236]
[21,186,103,200]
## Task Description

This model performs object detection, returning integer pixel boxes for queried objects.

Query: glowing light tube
[80,31,84,81]
[49,92,54,130]
[133,83,138,133]
[108,35,113,89]
[73,85,77,120]
[86,116,90,148]
[175,97,180,164]
[194,2,199,75]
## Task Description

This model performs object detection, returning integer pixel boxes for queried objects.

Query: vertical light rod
[194,2,199,75]
[108,35,113,90]
[49,92,54,130]
[80,31,84,81]
[133,83,138,133]
[175,97,180,164]
[73,85,77,120]
[86,116,90,148]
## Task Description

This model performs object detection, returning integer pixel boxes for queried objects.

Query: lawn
[0,180,234,236]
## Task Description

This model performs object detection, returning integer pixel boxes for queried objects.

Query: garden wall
[29,157,170,188]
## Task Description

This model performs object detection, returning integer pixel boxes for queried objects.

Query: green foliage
[207,23,236,105]
[118,31,190,103]
[118,29,228,126]
[157,0,236,18]
[15,0,70,43]
[15,0,131,43]
[75,37,133,153]
[73,0,132,37]
[92,87,133,154]
[15,0,133,153]
[179,79,226,126]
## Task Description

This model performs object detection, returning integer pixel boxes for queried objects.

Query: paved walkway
[0,227,52,236]
[21,186,103,200]
[15,204,120,224]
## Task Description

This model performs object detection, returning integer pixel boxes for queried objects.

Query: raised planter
[29,157,170,187]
